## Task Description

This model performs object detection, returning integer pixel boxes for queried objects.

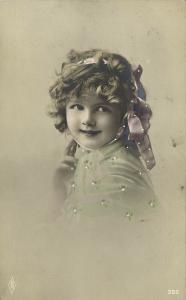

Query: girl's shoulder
[99,144,154,192]
[101,144,146,175]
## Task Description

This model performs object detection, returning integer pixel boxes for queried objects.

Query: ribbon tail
[136,134,156,170]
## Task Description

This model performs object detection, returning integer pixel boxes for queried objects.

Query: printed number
[168,289,179,295]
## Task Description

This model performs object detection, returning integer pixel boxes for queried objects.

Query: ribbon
[127,96,155,170]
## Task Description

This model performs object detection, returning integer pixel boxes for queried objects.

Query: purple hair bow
[126,65,155,170]
[127,95,155,170]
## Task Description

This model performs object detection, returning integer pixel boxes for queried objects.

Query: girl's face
[66,92,124,150]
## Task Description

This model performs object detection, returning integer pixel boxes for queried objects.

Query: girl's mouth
[79,129,101,136]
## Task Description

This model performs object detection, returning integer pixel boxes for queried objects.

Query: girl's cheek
[69,113,81,128]
[67,110,78,121]
[99,114,118,126]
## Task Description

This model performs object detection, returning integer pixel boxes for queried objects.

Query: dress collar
[79,139,125,160]
[97,139,124,158]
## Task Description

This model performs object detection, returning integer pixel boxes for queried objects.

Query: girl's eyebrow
[93,103,111,107]
[68,99,110,107]
[94,102,122,108]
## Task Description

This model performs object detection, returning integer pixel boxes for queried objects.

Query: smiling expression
[66,92,125,150]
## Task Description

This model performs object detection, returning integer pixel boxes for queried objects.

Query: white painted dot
[149,201,155,207]
[73,207,78,214]
[121,185,126,192]
[125,211,133,220]
[112,156,117,161]
[100,199,108,207]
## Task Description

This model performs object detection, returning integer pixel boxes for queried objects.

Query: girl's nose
[82,111,96,127]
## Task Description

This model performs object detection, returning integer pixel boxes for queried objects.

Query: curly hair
[48,49,136,133]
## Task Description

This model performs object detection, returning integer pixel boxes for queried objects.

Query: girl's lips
[79,129,101,135]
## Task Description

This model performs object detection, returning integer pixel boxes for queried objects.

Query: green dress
[62,139,158,223]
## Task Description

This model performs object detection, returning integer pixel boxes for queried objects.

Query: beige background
[0,0,185,299]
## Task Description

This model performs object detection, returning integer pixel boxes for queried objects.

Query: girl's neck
[78,137,122,152]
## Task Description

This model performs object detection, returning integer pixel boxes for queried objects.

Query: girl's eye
[69,104,84,111]
[97,106,111,112]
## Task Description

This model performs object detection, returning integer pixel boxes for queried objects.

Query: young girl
[48,49,158,222]
[43,49,163,300]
